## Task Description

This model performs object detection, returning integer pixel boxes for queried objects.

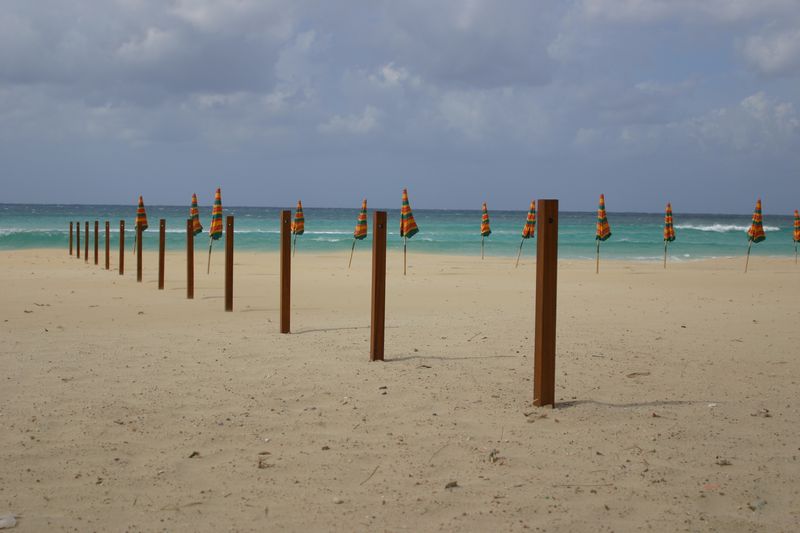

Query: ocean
[0,204,795,261]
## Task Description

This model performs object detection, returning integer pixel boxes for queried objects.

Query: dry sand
[1,248,799,531]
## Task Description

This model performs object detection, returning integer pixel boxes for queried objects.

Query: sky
[1,0,799,213]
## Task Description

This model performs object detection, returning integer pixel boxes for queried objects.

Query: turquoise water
[0,204,796,261]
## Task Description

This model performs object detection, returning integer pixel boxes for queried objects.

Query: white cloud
[743,29,800,76]
[318,106,381,135]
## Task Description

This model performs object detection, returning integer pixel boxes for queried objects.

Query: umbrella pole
[403,237,407,276]
[348,238,356,269]
[515,239,524,268]
[207,239,213,274]
[293,234,297,257]
[133,229,137,255]
[663,241,668,269]
[595,241,600,274]
[481,237,484,260]
[795,242,798,265]
[744,240,752,273]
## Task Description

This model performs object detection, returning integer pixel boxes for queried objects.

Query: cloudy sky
[2,0,799,212]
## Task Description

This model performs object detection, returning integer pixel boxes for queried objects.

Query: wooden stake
[280,210,291,333]
[533,199,558,408]
[84,221,89,262]
[348,238,357,269]
[94,221,99,265]
[105,221,110,270]
[119,220,125,275]
[76,222,80,258]
[69,222,73,255]
[225,216,233,312]
[186,219,194,299]
[370,211,387,361]
[744,240,752,273]
[136,222,143,282]
[158,219,166,290]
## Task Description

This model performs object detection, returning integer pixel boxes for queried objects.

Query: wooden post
[158,219,166,290]
[136,223,143,282]
[370,211,387,361]
[225,216,234,312]
[533,199,558,407]
[69,222,73,255]
[186,219,194,299]
[94,221,99,265]
[105,222,110,270]
[280,210,291,333]
[76,222,80,258]
[84,221,89,262]
[119,220,125,275]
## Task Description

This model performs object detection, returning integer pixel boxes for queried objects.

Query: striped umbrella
[348,199,368,268]
[480,202,491,259]
[595,194,611,273]
[744,198,765,273]
[133,195,148,254]
[793,209,799,264]
[292,200,305,256]
[400,188,419,275]
[207,188,223,274]
[190,193,203,236]
[663,202,676,269]
[515,200,536,268]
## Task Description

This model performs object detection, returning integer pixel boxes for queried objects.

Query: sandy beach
[1,248,799,531]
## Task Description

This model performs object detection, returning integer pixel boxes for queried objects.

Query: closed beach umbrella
[348,199,368,268]
[744,198,766,273]
[793,209,799,264]
[515,200,536,268]
[663,202,676,269]
[190,193,203,236]
[400,188,419,275]
[207,187,223,274]
[480,202,491,259]
[292,200,304,256]
[595,194,612,273]
[133,195,148,254]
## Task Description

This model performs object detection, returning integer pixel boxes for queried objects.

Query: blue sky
[1,0,799,213]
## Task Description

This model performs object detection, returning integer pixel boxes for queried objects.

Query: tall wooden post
[84,221,89,262]
[104,222,110,270]
[186,219,194,299]
[370,211,388,361]
[76,222,81,258]
[533,199,558,407]
[94,221,99,265]
[280,210,291,333]
[119,220,125,275]
[225,216,234,312]
[69,222,73,255]
[136,223,143,282]
[158,219,166,290]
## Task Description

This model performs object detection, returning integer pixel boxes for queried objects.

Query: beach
[1,248,799,531]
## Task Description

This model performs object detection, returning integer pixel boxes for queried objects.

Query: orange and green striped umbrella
[354,199,368,240]
[480,203,491,237]
[793,209,799,264]
[744,198,765,273]
[596,194,611,241]
[400,188,419,239]
[348,199,368,268]
[207,188,223,273]
[291,200,304,256]
[515,200,536,267]
[190,193,203,236]
[209,188,223,241]
[663,202,675,268]
[595,194,611,273]
[747,198,765,243]
[136,196,148,230]
[400,188,419,275]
